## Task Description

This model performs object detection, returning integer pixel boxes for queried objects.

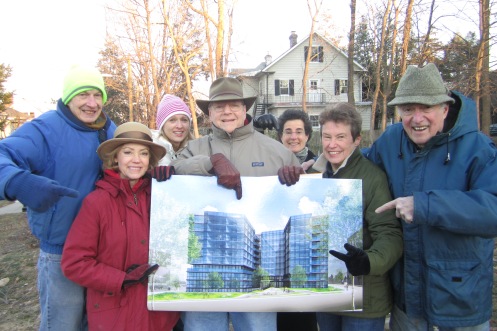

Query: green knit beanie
[62,65,108,105]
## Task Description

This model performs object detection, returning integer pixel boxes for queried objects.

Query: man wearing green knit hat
[0,64,116,330]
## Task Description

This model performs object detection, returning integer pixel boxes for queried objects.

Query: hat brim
[97,138,167,162]
[196,96,257,115]
[388,94,455,106]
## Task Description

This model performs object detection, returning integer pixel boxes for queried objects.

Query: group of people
[0,61,495,331]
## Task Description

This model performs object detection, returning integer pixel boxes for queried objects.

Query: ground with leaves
[0,205,40,331]
[0,200,497,330]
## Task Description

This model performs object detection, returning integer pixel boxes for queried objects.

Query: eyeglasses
[209,102,244,113]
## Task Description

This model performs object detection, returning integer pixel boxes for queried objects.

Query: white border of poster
[148,175,363,312]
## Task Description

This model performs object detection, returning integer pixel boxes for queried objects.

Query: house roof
[232,32,366,77]
[1,107,33,120]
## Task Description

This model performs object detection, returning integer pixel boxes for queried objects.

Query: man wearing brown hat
[171,77,303,331]
[368,63,497,330]
[0,65,116,330]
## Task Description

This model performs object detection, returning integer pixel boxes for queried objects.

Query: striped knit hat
[156,94,192,132]
[62,65,108,105]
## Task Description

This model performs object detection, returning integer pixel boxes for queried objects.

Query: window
[304,46,324,62]
[274,80,295,96]
[309,80,318,91]
[334,79,348,95]
[310,115,319,129]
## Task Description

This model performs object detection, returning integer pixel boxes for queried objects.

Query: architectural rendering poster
[148,175,363,312]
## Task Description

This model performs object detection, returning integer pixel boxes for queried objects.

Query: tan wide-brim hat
[196,77,257,115]
[388,63,455,106]
[97,122,167,161]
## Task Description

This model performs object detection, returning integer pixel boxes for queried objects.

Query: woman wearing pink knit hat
[152,94,194,165]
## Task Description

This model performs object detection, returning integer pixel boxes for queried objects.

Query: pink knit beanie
[156,94,192,131]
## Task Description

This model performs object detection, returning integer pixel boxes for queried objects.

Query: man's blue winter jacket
[0,99,115,254]
[367,91,497,328]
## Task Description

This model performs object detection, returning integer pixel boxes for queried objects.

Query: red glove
[122,264,159,289]
[148,166,175,182]
[278,166,304,186]
[210,153,242,200]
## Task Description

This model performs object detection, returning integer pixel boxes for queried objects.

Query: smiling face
[66,89,103,125]
[281,119,309,153]
[115,143,150,187]
[161,114,191,151]
[398,103,448,148]
[209,100,246,133]
[321,121,361,172]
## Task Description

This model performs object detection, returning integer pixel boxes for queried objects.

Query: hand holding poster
[148,175,363,312]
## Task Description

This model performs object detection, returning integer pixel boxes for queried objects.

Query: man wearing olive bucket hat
[171,77,302,330]
[368,63,497,330]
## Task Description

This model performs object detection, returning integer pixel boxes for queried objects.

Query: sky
[0,0,480,115]
[0,0,349,115]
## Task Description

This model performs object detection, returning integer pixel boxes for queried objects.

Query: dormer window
[304,46,323,63]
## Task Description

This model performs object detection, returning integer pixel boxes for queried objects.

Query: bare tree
[162,0,206,137]
[104,0,207,130]
[381,0,400,131]
[302,0,323,112]
[476,0,491,133]
[395,0,415,123]
[347,0,357,105]
[184,0,235,79]
[370,0,392,142]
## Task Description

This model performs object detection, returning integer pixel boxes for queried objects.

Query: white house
[230,31,371,131]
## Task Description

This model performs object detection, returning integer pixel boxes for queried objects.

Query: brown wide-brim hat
[97,122,167,161]
[196,77,257,115]
[388,63,455,106]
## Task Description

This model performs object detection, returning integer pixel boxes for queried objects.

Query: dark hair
[277,109,313,141]
[319,103,362,140]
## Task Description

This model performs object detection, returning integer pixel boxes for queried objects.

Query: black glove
[329,243,370,276]
[122,263,159,289]
[277,166,304,186]
[148,166,175,182]
[210,153,242,200]
[5,171,79,212]
[253,114,279,131]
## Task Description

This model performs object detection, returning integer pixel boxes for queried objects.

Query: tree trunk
[477,0,491,134]
[396,0,414,123]
[370,0,392,142]
[347,0,356,105]
[382,0,399,131]
[302,0,323,113]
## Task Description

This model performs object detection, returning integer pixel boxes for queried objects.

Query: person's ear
[354,135,362,147]
[442,103,449,119]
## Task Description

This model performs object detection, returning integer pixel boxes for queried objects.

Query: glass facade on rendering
[186,211,329,292]
[186,211,259,292]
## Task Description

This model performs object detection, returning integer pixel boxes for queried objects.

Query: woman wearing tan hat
[153,94,194,165]
[61,122,179,331]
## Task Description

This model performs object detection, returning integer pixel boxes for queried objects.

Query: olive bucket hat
[388,63,455,106]
[196,77,257,115]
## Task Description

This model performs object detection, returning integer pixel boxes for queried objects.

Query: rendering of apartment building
[186,211,329,292]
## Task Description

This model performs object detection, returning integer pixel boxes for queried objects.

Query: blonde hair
[159,129,194,151]
[101,144,161,171]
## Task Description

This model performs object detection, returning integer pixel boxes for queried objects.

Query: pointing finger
[375,200,397,214]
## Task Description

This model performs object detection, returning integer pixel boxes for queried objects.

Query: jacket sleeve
[0,121,52,199]
[170,138,213,175]
[364,171,403,276]
[414,149,497,238]
[61,196,125,294]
